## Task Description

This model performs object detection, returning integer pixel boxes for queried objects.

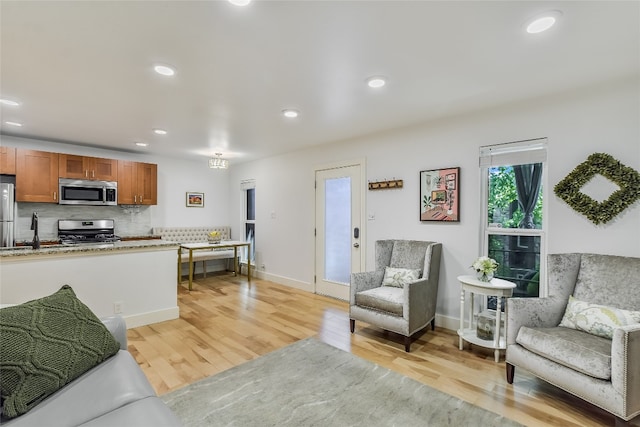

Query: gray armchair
[349,240,442,352]
[506,253,640,424]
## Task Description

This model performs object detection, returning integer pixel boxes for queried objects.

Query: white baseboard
[123,306,179,329]
[254,270,313,293]
[435,313,459,332]
[252,270,458,332]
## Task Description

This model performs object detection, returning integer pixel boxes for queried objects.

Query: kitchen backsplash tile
[16,203,151,243]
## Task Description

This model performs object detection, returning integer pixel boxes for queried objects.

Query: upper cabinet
[137,162,157,205]
[0,146,17,174]
[9,147,156,205]
[59,154,118,181]
[117,161,157,205]
[16,149,59,203]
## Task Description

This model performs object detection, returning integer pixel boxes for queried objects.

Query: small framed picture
[186,192,204,207]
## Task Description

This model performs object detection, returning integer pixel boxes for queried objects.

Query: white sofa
[152,226,239,277]
[1,315,180,427]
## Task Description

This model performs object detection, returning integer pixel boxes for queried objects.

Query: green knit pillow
[0,285,120,419]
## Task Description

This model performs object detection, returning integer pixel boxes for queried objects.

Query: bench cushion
[152,226,231,244]
[180,249,236,263]
[153,227,238,264]
[516,326,611,380]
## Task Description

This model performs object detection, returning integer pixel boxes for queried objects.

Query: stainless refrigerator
[1,182,16,247]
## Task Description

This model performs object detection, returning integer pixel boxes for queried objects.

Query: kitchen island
[0,240,180,328]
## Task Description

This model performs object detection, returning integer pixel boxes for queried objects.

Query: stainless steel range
[58,219,121,245]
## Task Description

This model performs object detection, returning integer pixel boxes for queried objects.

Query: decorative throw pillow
[381,267,421,288]
[559,295,640,339]
[0,285,120,419]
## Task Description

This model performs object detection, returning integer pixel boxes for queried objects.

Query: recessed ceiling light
[135,142,148,147]
[5,121,22,127]
[526,11,562,34]
[366,76,386,88]
[153,128,167,135]
[282,109,299,118]
[228,0,251,6]
[0,99,20,106]
[154,64,176,76]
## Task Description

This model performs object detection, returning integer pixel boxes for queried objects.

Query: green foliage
[423,194,432,210]
[554,153,640,225]
[527,272,540,296]
[488,166,543,228]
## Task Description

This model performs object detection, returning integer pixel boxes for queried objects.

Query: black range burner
[58,219,121,245]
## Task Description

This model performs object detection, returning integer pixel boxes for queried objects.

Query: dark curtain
[514,163,542,229]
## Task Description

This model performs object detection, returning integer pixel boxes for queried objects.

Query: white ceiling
[1,1,638,165]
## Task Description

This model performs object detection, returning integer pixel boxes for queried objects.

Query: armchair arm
[611,324,640,417]
[101,315,128,350]
[506,296,567,345]
[405,277,437,330]
[350,270,385,304]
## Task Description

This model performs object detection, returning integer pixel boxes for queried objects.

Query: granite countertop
[0,240,179,258]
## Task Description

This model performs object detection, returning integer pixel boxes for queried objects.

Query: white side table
[457,275,516,362]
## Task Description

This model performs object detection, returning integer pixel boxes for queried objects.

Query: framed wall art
[186,191,204,207]
[420,167,459,222]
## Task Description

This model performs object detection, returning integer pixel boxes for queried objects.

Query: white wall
[227,75,640,322]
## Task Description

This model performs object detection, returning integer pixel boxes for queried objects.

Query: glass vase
[477,271,494,282]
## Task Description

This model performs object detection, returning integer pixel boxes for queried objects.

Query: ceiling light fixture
[153,128,167,135]
[154,64,176,76]
[228,0,251,5]
[282,109,299,118]
[208,153,229,169]
[526,11,562,34]
[366,76,386,88]
[135,142,148,147]
[5,121,22,127]
[0,99,20,106]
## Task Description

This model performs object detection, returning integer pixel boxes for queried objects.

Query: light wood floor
[128,272,637,427]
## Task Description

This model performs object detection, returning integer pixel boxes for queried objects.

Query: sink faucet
[31,212,40,249]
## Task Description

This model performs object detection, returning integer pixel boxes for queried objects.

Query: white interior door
[315,163,363,300]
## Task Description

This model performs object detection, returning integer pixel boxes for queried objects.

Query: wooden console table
[179,241,251,291]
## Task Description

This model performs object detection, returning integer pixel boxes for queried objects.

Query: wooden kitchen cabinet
[16,149,59,203]
[59,154,118,181]
[137,162,157,205]
[117,160,157,205]
[0,146,17,174]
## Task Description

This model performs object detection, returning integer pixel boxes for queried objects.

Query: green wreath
[554,153,640,225]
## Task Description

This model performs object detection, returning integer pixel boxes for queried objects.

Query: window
[241,180,255,263]
[480,139,547,300]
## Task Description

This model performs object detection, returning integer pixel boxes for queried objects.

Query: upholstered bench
[152,226,238,278]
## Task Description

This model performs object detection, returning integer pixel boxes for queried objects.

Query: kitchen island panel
[0,244,179,328]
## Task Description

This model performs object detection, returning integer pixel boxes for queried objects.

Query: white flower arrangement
[472,256,498,275]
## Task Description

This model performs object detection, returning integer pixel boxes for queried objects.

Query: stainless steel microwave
[59,178,117,206]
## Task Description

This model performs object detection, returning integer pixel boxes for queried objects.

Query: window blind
[479,138,547,167]
[240,179,255,190]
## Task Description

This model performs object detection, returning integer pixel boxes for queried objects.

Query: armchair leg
[615,416,631,427]
[431,318,435,330]
[350,319,355,333]
[404,336,411,352]
[506,363,515,384]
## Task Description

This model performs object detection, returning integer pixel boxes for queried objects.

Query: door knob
[353,242,360,248]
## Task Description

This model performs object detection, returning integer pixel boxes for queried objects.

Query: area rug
[162,338,522,426]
